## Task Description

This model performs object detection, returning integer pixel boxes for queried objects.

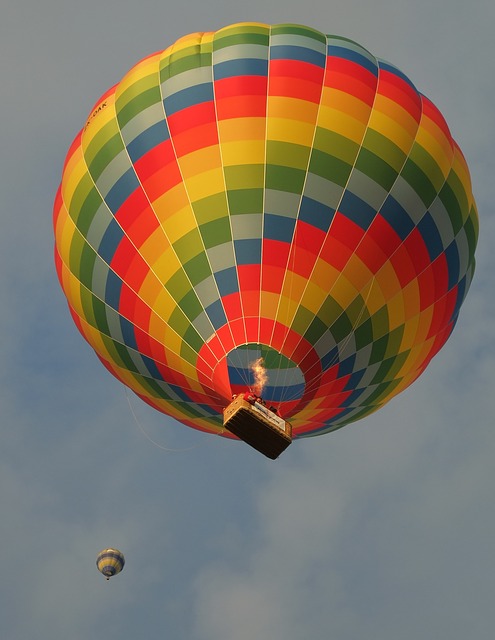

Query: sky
[1,0,494,638]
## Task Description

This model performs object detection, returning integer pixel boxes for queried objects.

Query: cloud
[190,279,495,639]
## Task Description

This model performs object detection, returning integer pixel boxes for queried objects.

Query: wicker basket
[223,395,292,459]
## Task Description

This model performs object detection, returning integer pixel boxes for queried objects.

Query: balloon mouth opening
[226,344,305,413]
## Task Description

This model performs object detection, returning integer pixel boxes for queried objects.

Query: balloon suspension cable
[124,388,226,453]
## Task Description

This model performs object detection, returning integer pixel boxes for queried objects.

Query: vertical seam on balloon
[110,45,220,373]
[263,24,299,407]
[328,83,462,385]
[209,27,251,382]
[257,23,272,349]
[158,33,236,422]
[277,39,383,411]
[112,47,225,385]
[81,47,225,429]
[59,144,215,411]
[294,77,460,408]
[165,34,235,353]
[270,34,362,403]
[283,43,382,372]
[157,34,239,382]
[262,23,290,404]
[259,26,311,404]
[380,91,456,376]
[111,53,214,361]
[209,33,256,386]
[340,64,429,370]
[264,25,294,366]
[272,30,329,405]
[200,31,249,376]
[286,53,389,404]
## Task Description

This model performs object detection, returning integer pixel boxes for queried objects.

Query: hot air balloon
[53,22,478,458]
[96,548,125,580]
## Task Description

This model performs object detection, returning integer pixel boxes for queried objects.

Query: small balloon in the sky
[96,548,125,580]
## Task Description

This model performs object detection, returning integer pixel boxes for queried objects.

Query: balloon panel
[54,23,478,439]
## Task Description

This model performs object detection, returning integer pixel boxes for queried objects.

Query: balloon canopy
[96,548,125,580]
[54,22,478,440]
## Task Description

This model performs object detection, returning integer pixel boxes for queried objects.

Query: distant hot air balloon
[54,23,478,457]
[96,548,125,580]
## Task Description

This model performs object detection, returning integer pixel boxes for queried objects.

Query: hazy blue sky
[1,1,494,638]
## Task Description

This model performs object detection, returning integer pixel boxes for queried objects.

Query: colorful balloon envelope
[96,548,125,580]
[54,22,478,442]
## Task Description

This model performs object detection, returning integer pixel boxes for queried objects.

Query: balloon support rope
[124,388,226,453]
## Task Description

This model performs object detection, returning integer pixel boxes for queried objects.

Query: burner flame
[251,357,268,396]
